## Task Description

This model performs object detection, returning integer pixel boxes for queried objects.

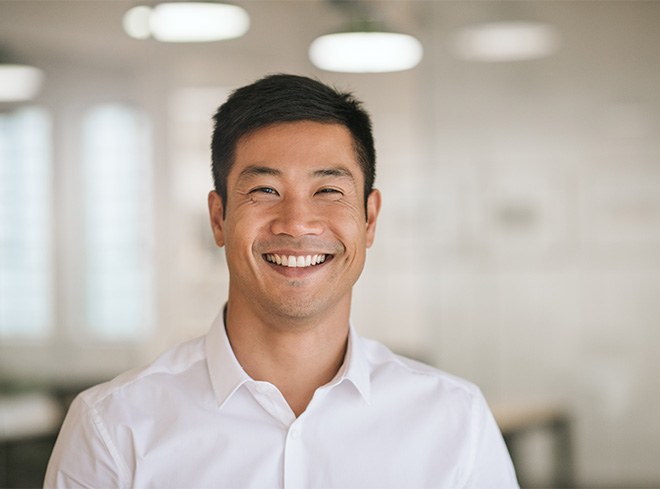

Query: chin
[265,296,332,324]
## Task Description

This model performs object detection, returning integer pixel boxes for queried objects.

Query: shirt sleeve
[464,392,520,489]
[44,395,125,489]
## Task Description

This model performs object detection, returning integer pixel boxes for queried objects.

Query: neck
[224,298,350,417]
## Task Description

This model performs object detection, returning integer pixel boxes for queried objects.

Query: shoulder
[48,335,211,486]
[359,335,484,405]
[77,334,208,409]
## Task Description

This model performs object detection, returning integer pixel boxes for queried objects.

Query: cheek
[331,212,369,248]
[328,198,366,222]
[224,216,256,255]
[226,208,278,260]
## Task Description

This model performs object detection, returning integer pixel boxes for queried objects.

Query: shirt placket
[283,419,305,489]
[247,382,307,488]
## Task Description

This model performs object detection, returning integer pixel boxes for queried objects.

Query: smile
[264,253,329,268]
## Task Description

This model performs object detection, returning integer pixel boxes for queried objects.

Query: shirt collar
[331,323,372,404]
[205,310,251,408]
[204,310,372,407]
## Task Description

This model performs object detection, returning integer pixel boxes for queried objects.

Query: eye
[316,187,343,198]
[251,187,278,195]
[248,187,279,201]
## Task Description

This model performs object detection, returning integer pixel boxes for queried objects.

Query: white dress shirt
[45,313,518,488]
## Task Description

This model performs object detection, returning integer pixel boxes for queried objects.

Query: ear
[208,190,226,247]
[365,189,381,248]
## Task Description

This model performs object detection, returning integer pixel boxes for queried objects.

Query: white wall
[357,2,660,486]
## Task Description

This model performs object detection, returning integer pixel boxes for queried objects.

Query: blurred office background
[1,0,659,487]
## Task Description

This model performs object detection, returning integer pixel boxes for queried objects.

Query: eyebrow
[312,167,355,180]
[237,165,355,181]
[238,165,282,179]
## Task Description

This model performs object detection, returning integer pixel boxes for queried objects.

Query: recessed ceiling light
[309,31,423,73]
[453,21,560,62]
[123,2,250,42]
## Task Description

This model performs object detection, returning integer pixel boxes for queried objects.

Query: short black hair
[211,74,376,215]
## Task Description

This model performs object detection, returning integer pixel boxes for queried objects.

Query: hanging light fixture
[123,2,250,42]
[309,19,423,73]
[0,64,44,102]
[453,21,560,62]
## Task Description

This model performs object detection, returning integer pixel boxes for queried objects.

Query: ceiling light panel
[0,65,44,102]
[454,21,560,62]
[309,32,423,73]
[123,2,250,42]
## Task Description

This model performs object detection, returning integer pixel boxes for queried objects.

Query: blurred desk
[493,402,574,488]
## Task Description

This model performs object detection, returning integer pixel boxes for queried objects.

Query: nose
[270,196,324,237]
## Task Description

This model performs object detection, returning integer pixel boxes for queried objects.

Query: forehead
[231,121,360,176]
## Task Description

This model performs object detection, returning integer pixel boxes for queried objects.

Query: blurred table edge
[493,401,575,489]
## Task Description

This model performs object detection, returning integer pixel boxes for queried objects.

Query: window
[82,104,153,340]
[0,107,52,339]
[1,102,153,345]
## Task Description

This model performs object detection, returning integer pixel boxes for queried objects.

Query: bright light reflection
[309,32,423,73]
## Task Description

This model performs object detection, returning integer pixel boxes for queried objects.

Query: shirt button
[290,426,301,440]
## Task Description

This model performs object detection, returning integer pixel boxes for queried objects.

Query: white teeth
[265,254,328,268]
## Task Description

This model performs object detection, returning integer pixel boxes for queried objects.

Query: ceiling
[2,0,660,113]
[0,1,424,73]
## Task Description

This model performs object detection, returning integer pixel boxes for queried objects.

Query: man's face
[208,120,380,324]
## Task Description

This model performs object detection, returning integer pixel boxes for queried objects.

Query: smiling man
[45,74,518,488]
[209,119,380,417]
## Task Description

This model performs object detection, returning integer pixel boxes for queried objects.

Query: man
[45,74,518,488]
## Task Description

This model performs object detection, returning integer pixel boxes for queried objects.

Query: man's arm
[44,395,125,488]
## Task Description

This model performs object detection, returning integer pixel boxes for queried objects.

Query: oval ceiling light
[123,2,250,42]
[309,31,423,73]
[453,21,560,62]
[0,64,44,102]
